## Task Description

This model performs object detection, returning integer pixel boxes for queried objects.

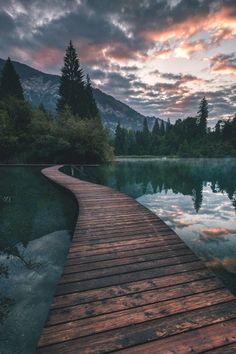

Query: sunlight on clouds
[109,15,133,39]
[142,3,236,46]
[5,2,27,19]
[174,40,206,59]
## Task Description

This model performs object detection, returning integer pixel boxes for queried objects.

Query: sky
[0,0,236,124]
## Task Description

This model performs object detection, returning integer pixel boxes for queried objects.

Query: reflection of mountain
[64,159,236,212]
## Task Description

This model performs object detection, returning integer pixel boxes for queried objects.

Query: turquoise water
[63,158,236,294]
[0,166,77,354]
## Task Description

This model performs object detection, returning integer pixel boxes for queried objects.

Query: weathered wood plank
[118,319,236,354]
[59,254,198,284]
[51,269,213,309]
[55,260,205,295]
[63,248,193,273]
[38,289,234,347]
[65,242,189,264]
[38,302,236,354]
[46,278,223,326]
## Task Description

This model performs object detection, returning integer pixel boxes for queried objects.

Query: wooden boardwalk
[37,165,236,354]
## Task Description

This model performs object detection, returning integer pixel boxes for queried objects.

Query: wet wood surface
[37,165,236,354]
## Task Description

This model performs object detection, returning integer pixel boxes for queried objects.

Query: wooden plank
[46,278,223,326]
[37,302,236,354]
[37,165,236,354]
[55,260,205,295]
[203,343,236,353]
[69,235,179,252]
[65,242,189,264]
[51,269,213,309]
[118,319,236,354]
[71,232,178,244]
[38,289,234,347]
[63,248,193,273]
[59,254,198,284]
[67,239,184,257]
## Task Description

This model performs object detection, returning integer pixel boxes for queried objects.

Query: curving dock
[37,165,236,354]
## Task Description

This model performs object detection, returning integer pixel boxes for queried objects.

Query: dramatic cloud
[175,40,207,59]
[210,53,236,75]
[0,0,235,122]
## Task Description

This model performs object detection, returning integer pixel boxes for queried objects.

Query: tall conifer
[114,121,125,155]
[197,96,208,135]
[0,57,24,101]
[85,74,99,118]
[57,41,87,117]
[152,119,160,135]
[160,120,165,135]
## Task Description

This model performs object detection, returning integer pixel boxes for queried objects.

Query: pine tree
[141,118,150,154]
[197,96,208,135]
[0,57,24,101]
[57,41,87,117]
[114,121,126,155]
[85,74,99,118]
[160,120,165,136]
[215,120,222,136]
[151,119,160,155]
[166,118,171,132]
[152,119,160,135]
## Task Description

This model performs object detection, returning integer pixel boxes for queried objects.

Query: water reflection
[0,166,77,354]
[63,158,236,293]
[64,158,236,213]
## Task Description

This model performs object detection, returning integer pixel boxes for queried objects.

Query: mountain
[0,58,165,132]
[92,89,164,132]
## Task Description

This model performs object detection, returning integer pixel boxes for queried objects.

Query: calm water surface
[64,158,236,293]
[0,166,77,354]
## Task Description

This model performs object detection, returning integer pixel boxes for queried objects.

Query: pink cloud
[210,54,236,75]
[14,46,63,70]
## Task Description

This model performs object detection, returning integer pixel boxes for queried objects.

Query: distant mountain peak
[0,58,166,132]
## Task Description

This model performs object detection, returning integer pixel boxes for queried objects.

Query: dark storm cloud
[0,0,219,62]
[1,0,235,61]
[0,10,15,33]
[0,10,18,52]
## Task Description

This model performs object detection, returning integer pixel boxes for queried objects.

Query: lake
[0,166,77,354]
[63,158,236,294]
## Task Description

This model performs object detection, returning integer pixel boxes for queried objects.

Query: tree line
[0,41,113,163]
[114,97,236,157]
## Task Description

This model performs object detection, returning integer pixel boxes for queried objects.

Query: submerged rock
[0,230,70,354]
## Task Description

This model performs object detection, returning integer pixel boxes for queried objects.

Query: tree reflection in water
[64,159,236,212]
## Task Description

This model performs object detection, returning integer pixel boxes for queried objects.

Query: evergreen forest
[114,97,236,157]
